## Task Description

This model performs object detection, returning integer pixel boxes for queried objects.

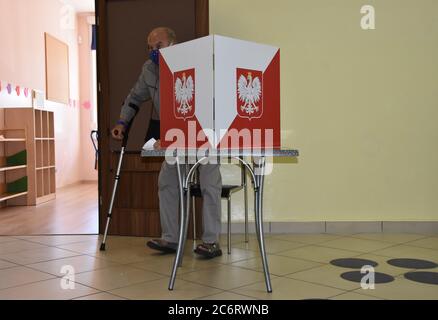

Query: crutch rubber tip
[100,243,106,251]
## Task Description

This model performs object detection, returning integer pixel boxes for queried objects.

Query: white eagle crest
[238,72,261,116]
[175,72,194,116]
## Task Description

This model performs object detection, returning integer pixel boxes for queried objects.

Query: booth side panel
[213,35,281,149]
[159,36,215,148]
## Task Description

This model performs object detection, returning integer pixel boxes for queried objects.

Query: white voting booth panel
[160,35,280,149]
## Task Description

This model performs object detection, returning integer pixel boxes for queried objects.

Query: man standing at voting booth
[111,27,223,258]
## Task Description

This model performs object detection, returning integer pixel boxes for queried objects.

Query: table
[141,148,299,293]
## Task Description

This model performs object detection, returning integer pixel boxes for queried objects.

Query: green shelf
[7,176,28,194]
[6,150,27,166]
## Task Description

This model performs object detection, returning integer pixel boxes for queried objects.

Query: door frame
[95,0,209,234]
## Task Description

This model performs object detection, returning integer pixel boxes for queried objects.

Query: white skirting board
[220,221,438,234]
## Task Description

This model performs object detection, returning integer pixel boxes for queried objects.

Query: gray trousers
[158,161,222,244]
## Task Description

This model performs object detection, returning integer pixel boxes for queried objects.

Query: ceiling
[67,0,95,13]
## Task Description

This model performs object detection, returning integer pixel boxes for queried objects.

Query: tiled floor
[0,233,437,300]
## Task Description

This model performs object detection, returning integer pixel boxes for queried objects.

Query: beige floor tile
[73,265,164,291]
[318,237,396,253]
[28,255,118,276]
[0,259,17,270]
[87,246,159,264]
[354,253,415,276]
[413,267,438,273]
[0,237,18,244]
[231,254,322,276]
[0,278,99,300]
[350,233,428,244]
[232,238,307,254]
[56,237,150,254]
[56,240,102,254]
[213,247,258,264]
[109,277,221,300]
[0,240,47,255]
[406,237,438,251]
[372,245,438,262]
[330,292,382,300]
[286,265,362,291]
[0,247,81,265]
[270,234,343,244]
[199,291,257,300]
[277,245,362,264]
[129,254,220,276]
[57,239,127,254]
[16,235,99,246]
[219,234,271,246]
[353,277,438,300]
[102,236,152,247]
[231,277,344,300]
[0,266,55,290]
[180,265,271,290]
[74,292,127,300]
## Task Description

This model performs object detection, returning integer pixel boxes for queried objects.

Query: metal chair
[189,157,249,254]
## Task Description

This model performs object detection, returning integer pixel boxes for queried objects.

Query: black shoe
[194,242,223,259]
[147,239,178,254]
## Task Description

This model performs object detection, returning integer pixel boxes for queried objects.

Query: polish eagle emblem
[237,68,263,119]
[174,69,195,120]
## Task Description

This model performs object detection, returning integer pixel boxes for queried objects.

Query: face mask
[149,43,173,65]
[149,49,160,65]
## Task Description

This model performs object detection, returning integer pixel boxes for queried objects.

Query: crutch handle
[121,119,134,147]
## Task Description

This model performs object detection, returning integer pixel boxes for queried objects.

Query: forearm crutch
[100,119,134,251]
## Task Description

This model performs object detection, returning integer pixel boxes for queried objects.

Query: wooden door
[96,0,208,237]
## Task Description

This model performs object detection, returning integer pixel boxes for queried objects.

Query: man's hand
[111,124,125,140]
[153,139,161,149]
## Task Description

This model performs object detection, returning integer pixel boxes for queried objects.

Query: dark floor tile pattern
[330,258,378,269]
[341,271,395,284]
[404,272,438,285]
[387,258,438,269]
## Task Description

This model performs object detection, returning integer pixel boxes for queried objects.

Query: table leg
[178,165,191,266]
[254,156,272,293]
[169,157,186,290]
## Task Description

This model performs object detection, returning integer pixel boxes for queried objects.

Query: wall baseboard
[220,221,438,234]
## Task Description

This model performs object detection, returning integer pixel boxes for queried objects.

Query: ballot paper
[142,138,157,150]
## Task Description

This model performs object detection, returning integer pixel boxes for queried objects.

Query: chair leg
[227,196,231,255]
[192,196,197,249]
[244,178,249,243]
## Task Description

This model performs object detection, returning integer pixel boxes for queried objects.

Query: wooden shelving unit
[0,128,28,206]
[0,108,56,206]
[34,109,56,205]
[0,165,27,172]
[0,138,26,142]
[0,191,28,202]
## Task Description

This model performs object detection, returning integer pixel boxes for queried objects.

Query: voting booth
[159,35,280,149]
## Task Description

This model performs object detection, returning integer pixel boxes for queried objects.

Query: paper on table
[142,138,157,150]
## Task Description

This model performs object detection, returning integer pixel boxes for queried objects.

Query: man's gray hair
[165,27,177,43]
[149,27,177,43]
